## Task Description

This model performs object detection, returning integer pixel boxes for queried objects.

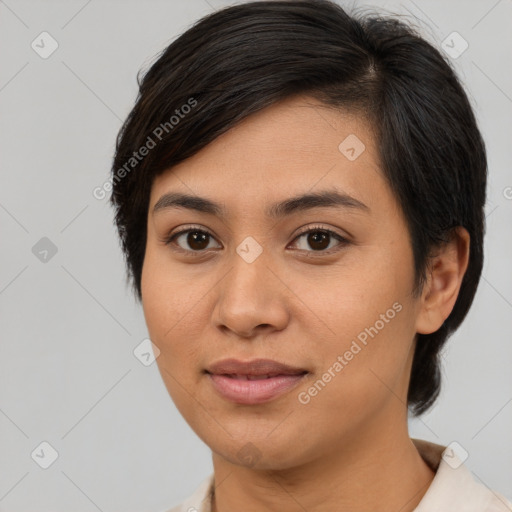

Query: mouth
[205,358,309,404]
[205,357,309,377]
[214,373,308,380]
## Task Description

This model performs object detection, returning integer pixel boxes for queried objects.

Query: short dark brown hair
[110,0,487,415]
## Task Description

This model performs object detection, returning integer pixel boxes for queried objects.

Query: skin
[141,94,470,512]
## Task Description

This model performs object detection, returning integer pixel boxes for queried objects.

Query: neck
[210,411,435,512]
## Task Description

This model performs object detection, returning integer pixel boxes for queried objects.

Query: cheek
[141,253,207,419]
[141,249,192,362]
[293,300,415,444]
[142,243,193,334]
[295,259,416,407]
[141,246,216,384]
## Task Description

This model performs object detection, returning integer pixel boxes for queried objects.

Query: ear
[415,227,470,335]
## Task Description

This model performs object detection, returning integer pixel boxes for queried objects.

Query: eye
[164,224,349,256]
[289,224,349,254]
[165,225,221,254]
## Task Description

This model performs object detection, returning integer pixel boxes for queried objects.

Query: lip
[205,358,308,377]
[205,358,309,405]
[207,373,308,404]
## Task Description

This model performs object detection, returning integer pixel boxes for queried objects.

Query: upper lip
[205,358,308,377]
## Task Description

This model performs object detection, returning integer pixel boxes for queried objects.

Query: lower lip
[207,373,308,405]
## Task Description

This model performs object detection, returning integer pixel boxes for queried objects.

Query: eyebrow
[152,189,369,218]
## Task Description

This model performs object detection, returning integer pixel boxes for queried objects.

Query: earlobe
[415,227,470,335]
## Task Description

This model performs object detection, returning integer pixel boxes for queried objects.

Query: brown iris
[306,231,330,251]
[186,231,210,250]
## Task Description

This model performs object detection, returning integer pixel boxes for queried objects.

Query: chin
[209,432,312,471]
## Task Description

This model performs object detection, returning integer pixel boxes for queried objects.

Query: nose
[211,245,290,339]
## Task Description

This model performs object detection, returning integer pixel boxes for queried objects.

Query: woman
[109,1,512,510]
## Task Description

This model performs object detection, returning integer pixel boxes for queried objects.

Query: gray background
[0,0,511,510]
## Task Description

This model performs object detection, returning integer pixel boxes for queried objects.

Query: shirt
[165,438,512,512]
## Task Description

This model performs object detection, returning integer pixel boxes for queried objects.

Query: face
[141,94,423,470]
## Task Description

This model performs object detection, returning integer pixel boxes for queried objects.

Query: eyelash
[164,224,349,257]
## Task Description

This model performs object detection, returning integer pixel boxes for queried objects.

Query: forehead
[149,94,385,213]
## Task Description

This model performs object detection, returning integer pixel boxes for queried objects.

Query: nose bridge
[227,234,272,300]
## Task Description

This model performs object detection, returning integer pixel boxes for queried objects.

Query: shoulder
[162,473,215,512]
[412,438,512,512]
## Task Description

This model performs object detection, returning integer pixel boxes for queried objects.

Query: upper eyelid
[168,224,345,239]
